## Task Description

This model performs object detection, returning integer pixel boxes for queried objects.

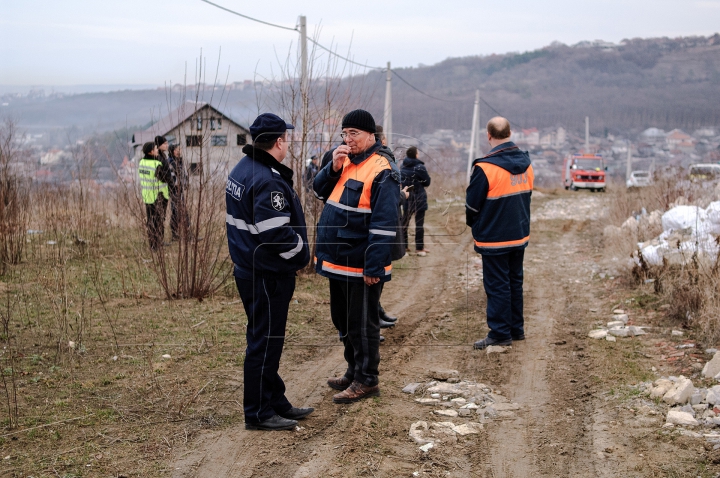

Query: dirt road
[168,193,645,477]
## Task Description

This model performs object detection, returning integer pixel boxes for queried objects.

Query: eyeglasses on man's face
[339,129,366,140]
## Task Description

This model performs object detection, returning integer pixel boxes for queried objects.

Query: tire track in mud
[171,221,467,477]
[172,196,631,477]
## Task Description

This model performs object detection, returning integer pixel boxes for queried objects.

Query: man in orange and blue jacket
[466,116,534,350]
[313,109,401,403]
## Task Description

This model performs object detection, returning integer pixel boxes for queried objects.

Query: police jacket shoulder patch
[271,191,285,211]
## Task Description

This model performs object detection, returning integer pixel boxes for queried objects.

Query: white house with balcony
[132,101,250,174]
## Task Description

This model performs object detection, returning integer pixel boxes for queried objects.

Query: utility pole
[585,116,590,153]
[383,62,392,147]
[299,15,308,203]
[466,90,480,182]
[626,145,632,182]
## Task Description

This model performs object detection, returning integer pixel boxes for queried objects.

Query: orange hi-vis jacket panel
[471,162,533,252]
[326,154,391,214]
[314,151,399,281]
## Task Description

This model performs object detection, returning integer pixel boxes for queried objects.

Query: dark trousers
[329,279,382,387]
[481,249,525,341]
[235,276,294,424]
[145,196,167,250]
[170,190,190,240]
[402,207,426,251]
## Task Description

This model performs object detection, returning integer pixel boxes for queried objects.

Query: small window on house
[237,134,247,146]
[196,117,203,130]
[210,118,216,130]
[211,135,227,146]
[188,162,202,176]
[186,135,202,147]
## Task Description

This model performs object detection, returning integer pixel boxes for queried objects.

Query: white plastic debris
[161,354,172,359]
[671,330,684,337]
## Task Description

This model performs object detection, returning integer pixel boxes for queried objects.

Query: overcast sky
[1,0,719,90]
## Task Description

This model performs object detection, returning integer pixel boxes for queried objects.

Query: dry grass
[0,147,338,476]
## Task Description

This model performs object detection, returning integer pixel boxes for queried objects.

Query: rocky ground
[167,190,720,477]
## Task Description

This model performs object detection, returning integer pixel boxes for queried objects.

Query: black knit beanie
[142,142,156,156]
[341,109,376,133]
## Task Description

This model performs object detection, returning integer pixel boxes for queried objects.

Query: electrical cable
[306,37,384,70]
[200,0,298,32]
[199,0,521,127]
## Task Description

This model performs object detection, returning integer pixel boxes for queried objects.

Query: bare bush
[0,119,31,275]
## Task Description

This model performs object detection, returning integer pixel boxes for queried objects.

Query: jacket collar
[349,139,382,165]
[487,140,519,155]
[242,144,294,187]
[402,157,425,168]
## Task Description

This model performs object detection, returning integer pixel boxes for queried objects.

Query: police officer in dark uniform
[226,113,313,431]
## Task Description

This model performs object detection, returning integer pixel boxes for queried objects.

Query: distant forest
[358,34,720,137]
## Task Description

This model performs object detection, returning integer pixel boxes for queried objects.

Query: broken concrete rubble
[429,368,459,381]
[402,383,422,394]
[486,345,509,354]
[434,409,459,418]
[702,351,720,379]
[666,410,699,427]
[588,329,608,339]
[405,378,516,448]
[663,377,694,405]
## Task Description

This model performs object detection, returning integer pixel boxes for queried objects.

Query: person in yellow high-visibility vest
[138,142,170,250]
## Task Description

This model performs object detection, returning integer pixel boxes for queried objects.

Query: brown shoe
[327,376,352,391]
[332,381,380,404]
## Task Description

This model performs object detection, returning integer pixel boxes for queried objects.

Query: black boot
[379,304,397,323]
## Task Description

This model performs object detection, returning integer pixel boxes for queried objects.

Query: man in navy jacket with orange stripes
[313,109,400,403]
[466,117,534,350]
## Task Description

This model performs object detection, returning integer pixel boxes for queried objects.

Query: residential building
[665,129,696,153]
[132,101,250,174]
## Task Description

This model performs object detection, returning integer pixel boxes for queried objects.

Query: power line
[306,37,384,70]
[199,0,521,127]
[200,0,298,32]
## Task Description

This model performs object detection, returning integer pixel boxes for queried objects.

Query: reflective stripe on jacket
[225,144,310,279]
[313,140,401,282]
[465,142,533,255]
[138,158,169,204]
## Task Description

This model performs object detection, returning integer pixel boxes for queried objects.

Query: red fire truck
[563,153,606,192]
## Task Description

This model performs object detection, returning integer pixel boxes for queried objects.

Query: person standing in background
[374,125,402,330]
[465,116,533,350]
[304,155,320,192]
[138,142,170,250]
[168,144,190,240]
[401,146,431,256]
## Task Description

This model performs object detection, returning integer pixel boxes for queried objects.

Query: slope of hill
[3,34,719,138]
[361,34,720,136]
